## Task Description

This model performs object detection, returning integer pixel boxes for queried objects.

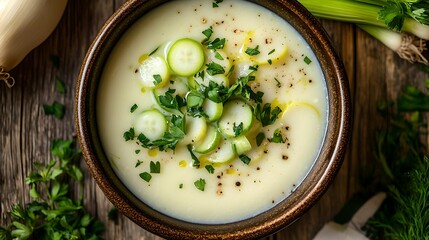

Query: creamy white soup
[97,0,327,224]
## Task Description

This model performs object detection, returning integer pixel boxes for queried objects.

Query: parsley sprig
[0,140,104,240]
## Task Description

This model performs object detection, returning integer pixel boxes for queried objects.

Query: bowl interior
[76,0,350,239]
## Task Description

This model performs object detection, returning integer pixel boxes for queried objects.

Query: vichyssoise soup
[97,0,327,224]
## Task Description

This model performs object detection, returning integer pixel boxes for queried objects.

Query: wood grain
[1,1,427,239]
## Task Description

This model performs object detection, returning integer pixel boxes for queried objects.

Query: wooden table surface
[1,1,428,239]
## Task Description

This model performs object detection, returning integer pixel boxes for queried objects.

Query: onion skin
[0,0,68,71]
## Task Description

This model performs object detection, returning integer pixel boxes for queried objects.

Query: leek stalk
[297,0,429,40]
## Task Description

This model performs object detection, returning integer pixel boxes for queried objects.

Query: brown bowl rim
[75,0,351,239]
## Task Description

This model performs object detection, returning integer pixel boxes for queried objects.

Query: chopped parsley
[254,103,282,127]
[214,51,224,60]
[245,45,260,56]
[187,145,200,168]
[233,122,244,136]
[43,101,65,119]
[139,172,152,182]
[267,59,272,65]
[304,56,312,65]
[135,160,143,168]
[179,183,184,189]
[194,178,206,191]
[271,128,285,143]
[206,62,225,75]
[55,77,66,94]
[153,74,162,86]
[150,161,161,173]
[268,49,276,55]
[149,46,160,56]
[207,38,226,50]
[205,165,215,174]
[158,88,186,111]
[135,149,141,154]
[130,103,138,113]
[256,132,265,146]
[212,0,223,8]
[201,26,213,45]
[239,154,251,165]
[123,128,135,141]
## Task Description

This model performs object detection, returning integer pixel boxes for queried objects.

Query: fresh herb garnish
[201,26,213,45]
[256,132,265,146]
[233,122,244,137]
[268,49,276,55]
[239,154,251,165]
[55,77,65,94]
[212,0,223,8]
[153,74,162,86]
[245,45,260,56]
[179,183,184,189]
[194,178,206,191]
[139,172,152,182]
[304,56,312,64]
[130,103,138,113]
[0,139,104,239]
[158,88,186,111]
[186,90,207,118]
[254,103,282,126]
[214,52,224,60]
[150,161,161,173]
[187,145,200,168]
[108,207,119,223]
[271,129,284,143]
[123,128,135,141]
[135,149,141,154]
[43,101,65,119]
[205,165,215,174]
[131,115,185,151]
[149,46,160,56]
[206,62,225,75]
[267,59,272,65]
[207,38,226,50]
[135,159,143,168]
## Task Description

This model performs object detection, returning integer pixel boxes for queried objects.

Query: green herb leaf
[379,1,407,31]
[123,128,135,141]
[158,88,186,111]
[274,78,282,88]
[149,46,160,56]
[271,129,284,143]
[205,165,215,174]
[268,49,276,55]
[233,122,244,137]
[212,0,223,8]
[139,172,152,182]
[254,103,282,127]
[304,56,312,65]
[202,26,213,45]
[245,45,260,56]
[206,62,225,76]
[130,103,138,113]
[179,183,184,189]
[43,101,65,119]
[55,77,66,94]
[239,154,251,165]
[135,160,143,168]
[187,145,200,168]
[153,74,162,86]
[150,161,161,173]
[214,52,224,60]
[207,38,226,50]
[194,178,206,191]
[256,132,265,147]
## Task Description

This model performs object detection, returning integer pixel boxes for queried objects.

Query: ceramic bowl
[76,0,351,239]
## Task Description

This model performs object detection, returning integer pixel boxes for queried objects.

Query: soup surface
[97,0,327,224]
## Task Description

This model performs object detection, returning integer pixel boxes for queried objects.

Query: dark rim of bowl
[75,0,351,239]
